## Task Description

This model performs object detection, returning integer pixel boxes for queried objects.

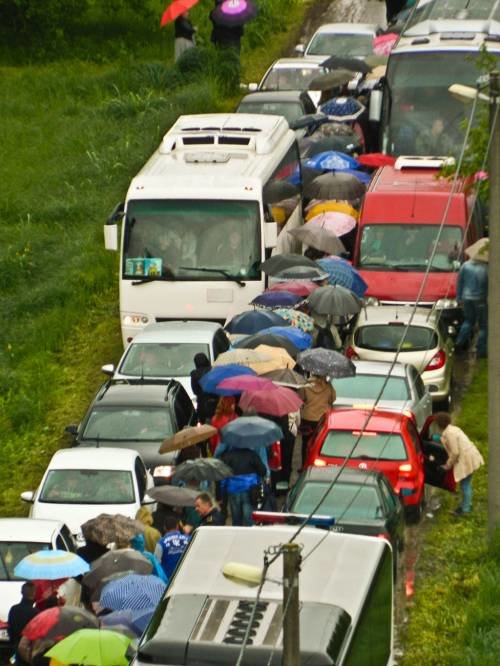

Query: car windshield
[354,324,438,352]
[39,470,135,504]
[359,224,462,271]
[82,407,174,441]
[334,375,409,401]
[238,101,305,124]
[307,33,373,57]
[383,52,490,156]
[260,67,325,91]
[119,342,210,378]
[0,542,50,581]
[292,481,382,521]
[321,430,407,461]
[123,199,261,281]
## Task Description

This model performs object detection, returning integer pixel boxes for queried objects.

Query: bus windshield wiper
[179,266,246,287]
[131,275,175,285]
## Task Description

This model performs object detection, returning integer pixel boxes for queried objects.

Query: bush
[0,0,86,42]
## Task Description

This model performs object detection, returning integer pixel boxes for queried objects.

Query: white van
[133,525,394,665]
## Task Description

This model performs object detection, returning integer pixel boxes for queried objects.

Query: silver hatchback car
[346,306,454,407]
[332,360,433,430]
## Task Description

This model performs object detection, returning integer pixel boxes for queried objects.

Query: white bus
[104,114,303,345]
[133,525,394,665]
[378,4,500,156]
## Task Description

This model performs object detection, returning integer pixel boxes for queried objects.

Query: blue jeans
[456,300,488,356]
[229,491,254,526]
[459,474,473,513]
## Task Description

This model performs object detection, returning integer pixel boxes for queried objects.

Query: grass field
[0,0,308,515]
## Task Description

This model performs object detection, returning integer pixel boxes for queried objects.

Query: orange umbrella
[160,0,198,27]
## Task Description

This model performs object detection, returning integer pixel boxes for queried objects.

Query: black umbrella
[322,56,372,74]
[308,70,353,91]
[304,172,367,200]
[273,265,329,282]
[172,458,233,483]
[234,332,299,358]
[211,0,258,27]
[297,349,356,378]
[307,285,363,316]
[146,485,199,507]
[263,180,299,204]
[300,135,361,158]
[260,253,319,276]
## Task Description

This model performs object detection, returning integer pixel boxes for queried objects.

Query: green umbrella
[45,628,131,666]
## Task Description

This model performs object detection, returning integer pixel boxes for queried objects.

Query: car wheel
[405,498,424,524]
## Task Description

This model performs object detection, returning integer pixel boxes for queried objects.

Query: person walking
[190,353,218,423]
[174,11,196,62]
[300,375,336,465]
[210,1,244,52]
[7,583,39,666]
[155,515,190,580]
[434,412,485,517]
[455,253,488,358]
[209,396,238,455]
[220,446,267,526]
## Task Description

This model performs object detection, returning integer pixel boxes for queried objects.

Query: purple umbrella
[250,291,304,309]
[216,375,276,395]
[212,0,258,27]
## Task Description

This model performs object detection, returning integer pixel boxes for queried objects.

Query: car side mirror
[141,494,156,505]
[264,222,278,249]
[294,44,305,55]
[21,491,34,503]
[65,424,78,436]
[248,82,258,92]
[101,364,115,377]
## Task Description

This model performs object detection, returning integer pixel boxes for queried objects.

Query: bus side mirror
[264,222,278,249]
[104,202,124,251]
[369,89,383,122]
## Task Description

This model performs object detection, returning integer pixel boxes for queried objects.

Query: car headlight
[435,298,458,310]
[363,296,380,306]
[122,314,150,326]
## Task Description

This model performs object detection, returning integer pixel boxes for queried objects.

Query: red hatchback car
[304,408,426,522]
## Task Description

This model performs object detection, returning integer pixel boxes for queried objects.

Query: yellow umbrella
[249,345,296,374]
[213,349,272,367]
[306,200,359,221]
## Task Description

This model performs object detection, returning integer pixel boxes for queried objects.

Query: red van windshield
[359,224,462,272]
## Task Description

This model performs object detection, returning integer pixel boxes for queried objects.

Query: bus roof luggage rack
[394,156,456,170]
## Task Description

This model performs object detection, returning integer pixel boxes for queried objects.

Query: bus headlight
[123,314,150,326]
[435,298,458,310]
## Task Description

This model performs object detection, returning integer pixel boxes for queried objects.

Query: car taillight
[425,349,446,371]
[345,346,359,359]
[313,458,327,467]
[377,532,390,542]
[398,463,413,477]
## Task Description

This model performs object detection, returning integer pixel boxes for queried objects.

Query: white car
[296,23,381,60]
[346,306,454,406]
[21,448,155,545]
[248,56,328,107]
[0,518,75,649]
[102,321,229,403]
[332,360,433,430]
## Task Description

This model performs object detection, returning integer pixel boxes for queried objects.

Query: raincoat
[441,425,485,482]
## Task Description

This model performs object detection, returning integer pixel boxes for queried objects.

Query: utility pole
[488,70,500,540]
[282,543,301,666]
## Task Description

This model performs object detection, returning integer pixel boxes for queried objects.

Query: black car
[66,380,195,473]
[285,466,405,562]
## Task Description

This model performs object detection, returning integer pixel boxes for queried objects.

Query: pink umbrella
[306,212,357,237]
[267,280,319,297]
[217,375,276,394]
[239,386,303,417]
[373,33,399,56]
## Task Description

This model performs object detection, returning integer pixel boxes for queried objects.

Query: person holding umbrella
[209,0,244,52]
[174,11,196,61]
[190,353,218,423]
[219,443,267,526]
[299,375,336,466]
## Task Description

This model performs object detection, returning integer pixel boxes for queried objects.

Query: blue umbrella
[250,291,304,308]
[221,416,283,449]
[200,364,256,394]
[131,607,155,634]
[100,574,166,611]
[304,151,360,172]
[100,608,156,637]
[317,257,368,297]
[319,97,365,121]
[14,550,90,580]
[259,326,313,351]
[225,310,290,335]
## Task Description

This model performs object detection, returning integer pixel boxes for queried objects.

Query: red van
[353,157,486,329]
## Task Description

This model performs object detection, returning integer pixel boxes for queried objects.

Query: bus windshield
[123,200,261,281]
[359,224,462,271]
[383,52,480,156]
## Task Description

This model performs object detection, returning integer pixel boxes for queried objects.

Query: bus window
[342,545,393,665]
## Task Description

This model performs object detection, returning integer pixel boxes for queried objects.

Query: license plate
[0,628,10,641]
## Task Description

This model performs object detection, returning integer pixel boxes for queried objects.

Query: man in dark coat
[190,353,217,423]
[7,582,39,665]
[220,447,267,525]
[210,0,244,51]
[194,492,225,526]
